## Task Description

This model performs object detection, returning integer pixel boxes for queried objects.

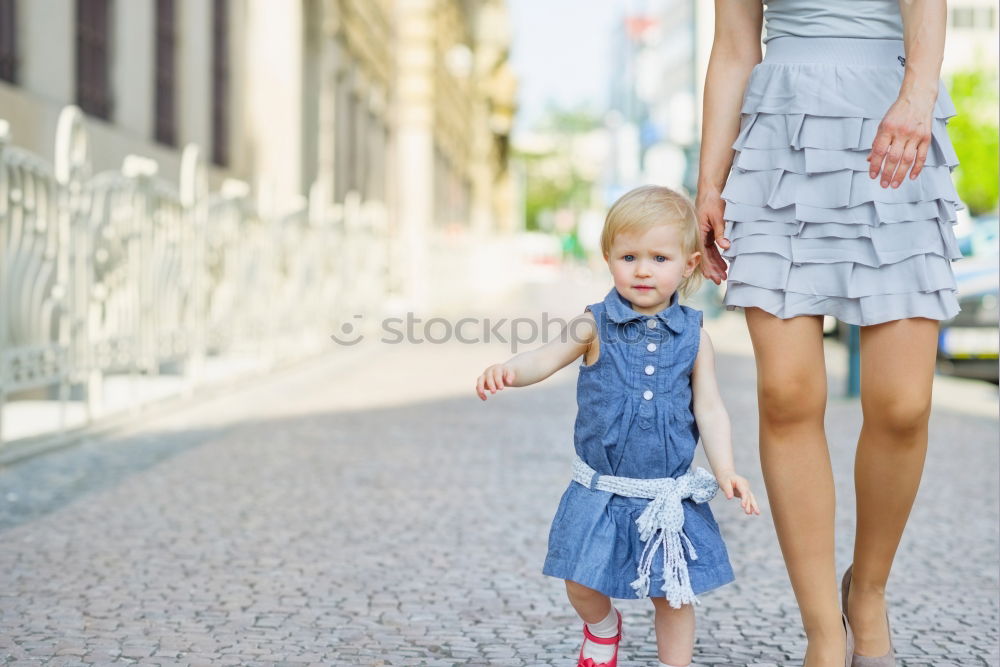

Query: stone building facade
[0,0,517,308]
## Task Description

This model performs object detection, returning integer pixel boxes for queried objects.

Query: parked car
[956,213,999,258]
[937,250,1000,383]
[825,213,999,383]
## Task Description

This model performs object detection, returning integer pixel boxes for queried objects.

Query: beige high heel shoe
[841,564,897,666]
[842,612,855,667]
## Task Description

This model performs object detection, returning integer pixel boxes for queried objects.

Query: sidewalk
[0,269,996,665]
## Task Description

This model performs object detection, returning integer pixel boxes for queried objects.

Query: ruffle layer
[740,62,957,120]
[721,165,961,210]
[725,252,957,298]
[723,199,959,227]
[725,283,960,325]
[732,114,958,173]
[723,218,962,268]
[720,59,963,325]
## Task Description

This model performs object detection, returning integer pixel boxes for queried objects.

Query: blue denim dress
[542,287,735,600]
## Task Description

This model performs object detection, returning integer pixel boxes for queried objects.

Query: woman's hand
[717,472,761,516]
[695,189,731,285]
[475,363,516,401]
[867,88,937,188]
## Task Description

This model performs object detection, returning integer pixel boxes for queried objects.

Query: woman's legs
[650,598,695,666]
[744,307,844,667]
[849,317,939,655]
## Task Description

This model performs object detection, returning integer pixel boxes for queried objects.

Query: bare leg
[849,317,938,655]
[650,598,695,666]
[744,307,844,667]
[565,579,613,623]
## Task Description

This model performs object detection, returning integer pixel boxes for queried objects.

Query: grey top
[763,0,904,43]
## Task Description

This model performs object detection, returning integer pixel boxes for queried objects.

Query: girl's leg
[744,307,844,667]
[565,579,613,622]
[650,598,695,666]
[849,317,938,655]
[565,580,620,663]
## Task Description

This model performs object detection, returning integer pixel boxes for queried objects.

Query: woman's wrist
[899,75,939,106]
[696,182,724,201]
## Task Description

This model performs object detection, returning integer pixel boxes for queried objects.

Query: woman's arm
[696,0,764,285]
[868,0,947,187]
[475,311,596,400]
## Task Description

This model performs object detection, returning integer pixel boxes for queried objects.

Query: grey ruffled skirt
[721,36,963,326]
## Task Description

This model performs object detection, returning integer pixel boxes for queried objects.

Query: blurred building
[392,0,517,309]
[0,0,516,305]
[605,1,699,200]
[941,0,999,76]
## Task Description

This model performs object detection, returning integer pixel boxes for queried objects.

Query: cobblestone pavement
[0,274,997,666]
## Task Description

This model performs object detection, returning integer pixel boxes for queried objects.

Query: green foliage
[541,104,602,133]
[518,162,563,231]
[515,105,602,231]
[947,67,999,215]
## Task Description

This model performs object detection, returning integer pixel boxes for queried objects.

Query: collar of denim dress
[602,287,684,334]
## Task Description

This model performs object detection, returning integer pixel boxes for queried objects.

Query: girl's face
[605,224,701,315]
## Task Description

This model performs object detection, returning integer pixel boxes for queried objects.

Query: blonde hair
[600,185,705,300]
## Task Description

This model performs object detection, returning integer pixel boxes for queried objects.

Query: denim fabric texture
[542,287,735,601]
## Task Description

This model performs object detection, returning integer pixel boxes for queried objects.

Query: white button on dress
[647,342,656,352]
[646,319,657,329]
[642,390,653,400]
[644,365,655,375]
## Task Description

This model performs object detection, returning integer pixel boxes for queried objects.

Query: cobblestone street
[0,277,997,666]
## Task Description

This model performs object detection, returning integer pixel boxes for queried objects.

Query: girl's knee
[565,579,607,601]
[650,597,694,614]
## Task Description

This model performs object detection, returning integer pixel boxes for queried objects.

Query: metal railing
[0,105,390,447]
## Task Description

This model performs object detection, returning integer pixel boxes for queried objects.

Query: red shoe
[576,608,623,667]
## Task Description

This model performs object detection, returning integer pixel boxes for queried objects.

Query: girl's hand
[475,364,516,401]
[695,189,730,285]
[867,88,936,188]
[717,473,761,516]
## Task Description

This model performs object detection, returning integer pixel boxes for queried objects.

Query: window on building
[354,92,368,197]
[334,72,351,201]
[951,6,975,27]
[980,5,997,28]
[154,0,176,145]
[951,5,997,28]
[0,0,17,84]
[76,0,111,119]
[211,0,230,166]
[347,90,360,195]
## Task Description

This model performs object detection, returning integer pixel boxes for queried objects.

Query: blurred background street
[0,269,997,666]
[0,0,997,664]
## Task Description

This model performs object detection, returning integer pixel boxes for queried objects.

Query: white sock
[582,605,620,663]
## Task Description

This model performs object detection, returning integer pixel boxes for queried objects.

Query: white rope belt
[571,454,719,607]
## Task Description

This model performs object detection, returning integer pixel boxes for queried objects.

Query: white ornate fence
[0,105,389,448]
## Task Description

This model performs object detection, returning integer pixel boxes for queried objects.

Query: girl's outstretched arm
[475,310,597,401]
[692,328,760,515]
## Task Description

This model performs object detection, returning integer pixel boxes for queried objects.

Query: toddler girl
[475,185,759,667]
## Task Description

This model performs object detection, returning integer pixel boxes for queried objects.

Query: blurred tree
[518,167,563,231]
[515,105,602,231]
[947,67,999,215]
[543,106,602,134]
